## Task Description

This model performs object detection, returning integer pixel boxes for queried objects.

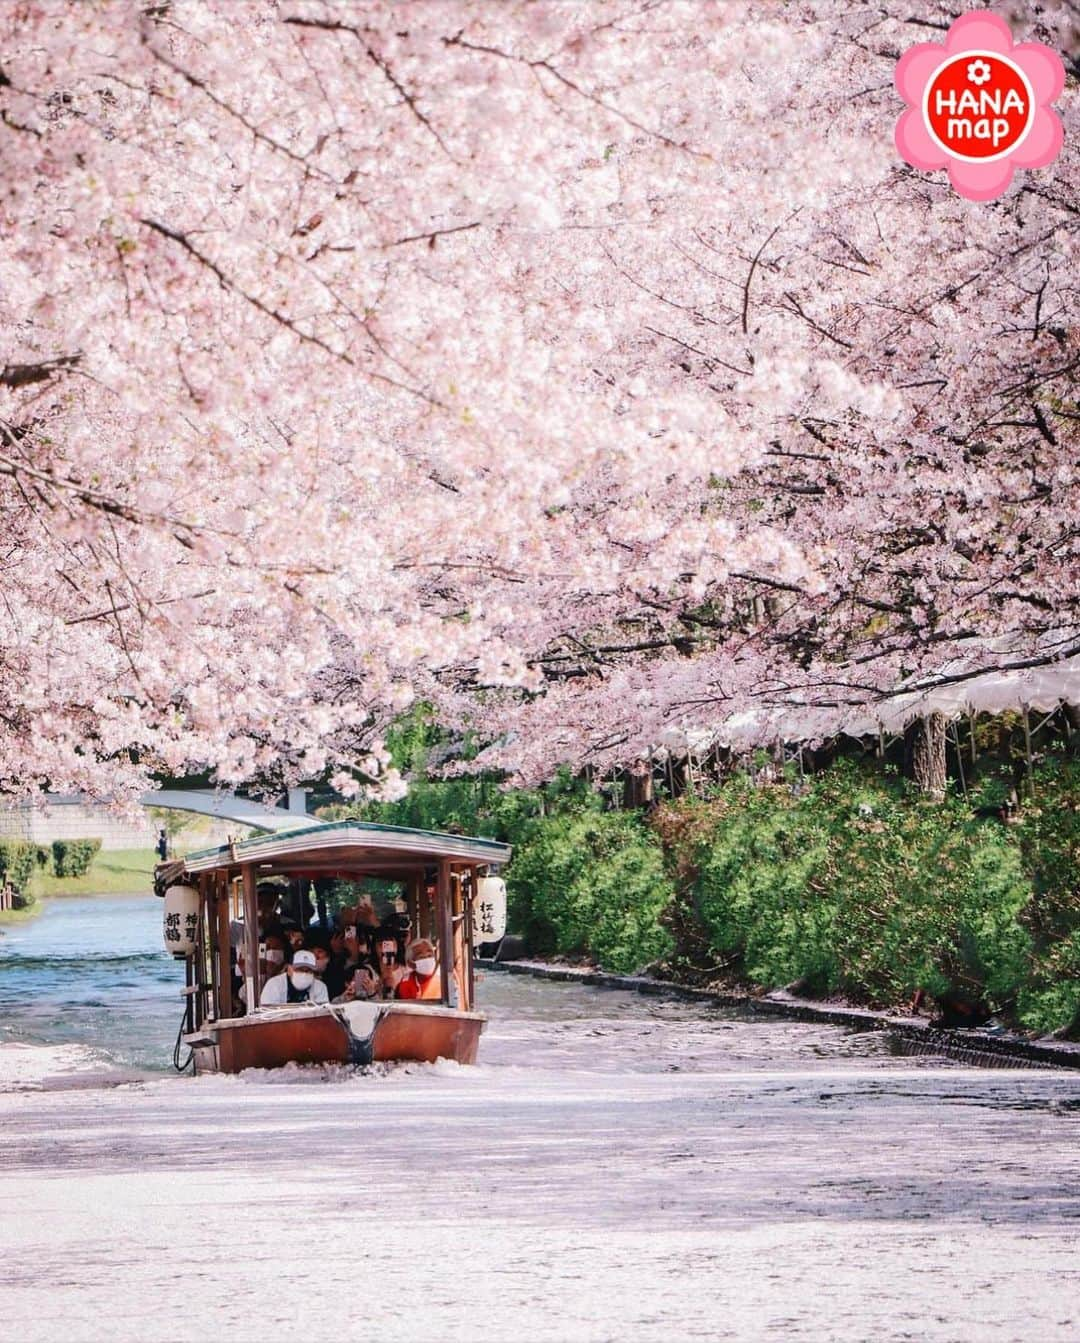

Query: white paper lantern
[472,876,507,943]
[163,884,201,957]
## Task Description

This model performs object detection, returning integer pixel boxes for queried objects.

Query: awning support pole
[214,872,232,1020]
[200,873,214,1028]
[437,858,453,1007]
[241,864,260,1011]
[465,866,476,1011]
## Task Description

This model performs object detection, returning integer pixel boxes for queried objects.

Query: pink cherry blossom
[0,2,1076,800]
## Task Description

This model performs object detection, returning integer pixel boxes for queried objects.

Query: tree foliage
[0,2,1076,798]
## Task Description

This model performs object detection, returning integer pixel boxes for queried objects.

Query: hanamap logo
[895,12,1064,200]
[923,52,1033,161]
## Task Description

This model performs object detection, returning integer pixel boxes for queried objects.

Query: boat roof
[177,818,511,876]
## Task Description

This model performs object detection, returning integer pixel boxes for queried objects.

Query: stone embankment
[478,957,1080,1071]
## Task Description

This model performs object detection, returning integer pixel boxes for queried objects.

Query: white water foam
[0,1041,150,1092]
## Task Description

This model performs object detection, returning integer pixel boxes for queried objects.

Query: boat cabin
[156,820,510,1073]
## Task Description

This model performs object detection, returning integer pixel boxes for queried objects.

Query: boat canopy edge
[176,818,512,874]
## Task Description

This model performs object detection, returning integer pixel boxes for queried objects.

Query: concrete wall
[0,799,154,850]
[0,799,256,853]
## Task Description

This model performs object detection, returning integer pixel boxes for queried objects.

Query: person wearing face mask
[332,959,382,1004]
[395,938,442,1001]
[258,949,330,1006]
[304,935,347,1000]
[260,932,289,982]
[236,934,291,1011]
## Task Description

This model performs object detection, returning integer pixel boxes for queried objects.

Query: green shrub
[507,804,675,974]
[0,840,37,894]
[332,704,1080,1032]
[52,838,102,878]
[678,761,1035,1010]
[1011,761,1080,1033]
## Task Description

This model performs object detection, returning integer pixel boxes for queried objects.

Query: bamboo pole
[950,722,969,803]
[1022,704,1035,800]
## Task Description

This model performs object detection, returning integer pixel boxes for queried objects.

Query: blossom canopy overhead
[0,0,1076,796]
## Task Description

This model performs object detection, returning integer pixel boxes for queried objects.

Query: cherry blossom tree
[1,1,1076,799]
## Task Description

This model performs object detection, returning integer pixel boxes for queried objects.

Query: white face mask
[414,957,437,978]
[291,971,314,991]
[265,949,284,966]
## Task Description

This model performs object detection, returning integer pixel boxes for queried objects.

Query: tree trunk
[623,763,654,810]
[903,713,947,799]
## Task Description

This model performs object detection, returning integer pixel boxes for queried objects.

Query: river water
[1,896,1079,1341]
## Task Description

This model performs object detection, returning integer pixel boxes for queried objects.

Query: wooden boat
[156,820,510,1074]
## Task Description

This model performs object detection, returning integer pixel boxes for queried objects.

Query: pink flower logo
[895,11,1064,201]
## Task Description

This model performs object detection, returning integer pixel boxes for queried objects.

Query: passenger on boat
[259,949,330,1006]
[336,895,379,933]
[332,960,381,1003]
[395,938,441,1001]
[304,933,346,1000]
[257,884,287,937]
[281,919,305,953]
[402,938,439,998]
[229,883,286,952]
[375,928,405,996]
[235,931,292,1010]
[260,931,290,981]
[342,923,376,963]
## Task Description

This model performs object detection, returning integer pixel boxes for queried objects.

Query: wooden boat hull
[188,1001,485,1074]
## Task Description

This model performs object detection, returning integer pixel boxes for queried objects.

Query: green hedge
[341,707,1080,1032]
[354,761,675,974]
[682,765,1030,1004]
[660,759,1080,1033]
[0,840,37,895]
[507,806,675,974]
[51,838,102,878]
[1011,761,1080,1032]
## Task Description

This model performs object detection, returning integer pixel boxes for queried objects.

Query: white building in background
[0,789,312,852]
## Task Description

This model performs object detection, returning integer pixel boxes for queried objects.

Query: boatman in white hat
[259,948,330,1007]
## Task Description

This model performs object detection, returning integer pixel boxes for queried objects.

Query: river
[1,895,1079,1341]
